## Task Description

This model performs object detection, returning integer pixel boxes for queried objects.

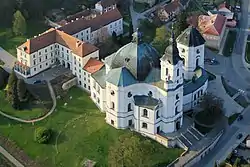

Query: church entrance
[176,121,181,131]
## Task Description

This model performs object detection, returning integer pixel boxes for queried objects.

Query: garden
[0,87,183,167]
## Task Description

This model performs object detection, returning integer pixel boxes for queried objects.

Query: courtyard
[0,87,183,167]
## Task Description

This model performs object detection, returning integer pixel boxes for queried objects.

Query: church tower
[160,26,184,132]
[176,26,206,80]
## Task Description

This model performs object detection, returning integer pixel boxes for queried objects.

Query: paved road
[0,146,24,167]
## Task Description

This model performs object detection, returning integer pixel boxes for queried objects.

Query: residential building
[157,0,181,22]
[95,0,117,14]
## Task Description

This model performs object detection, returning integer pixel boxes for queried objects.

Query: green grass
[245,42,250,64]
[0,21,49,56]
[0,91,47,120]
[222,30,237,57]
[228,113,240,125]
[0,87,183,167]
[133,2,150,13]
[221,76,238,97]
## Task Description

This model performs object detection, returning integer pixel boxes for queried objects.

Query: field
[0,21,49,56]
[0,87,183,167]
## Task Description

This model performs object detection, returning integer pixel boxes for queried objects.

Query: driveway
[0,47,16,73]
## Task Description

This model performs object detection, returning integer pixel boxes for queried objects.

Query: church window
[182,48,185,53]
[194,94,197,100]
[111,90,115,95]
[128,103,132,111]
[196,59,199,67]
[148,91,153,97]
[175,106,178,115]
[177,69,179,76]
[176,94,179,100]
[143,109,148,117]
[111,120,114,125]
[196,49,200,54]
[111,102,115,109]
[156,110,160,119]
[142,122,147,129]
[128,92,132,98]
[166,68,169,76]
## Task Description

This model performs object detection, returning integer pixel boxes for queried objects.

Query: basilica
[91,26,208,138]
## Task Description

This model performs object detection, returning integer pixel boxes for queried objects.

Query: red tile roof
[58,8,122,35]
[98,0,116,8]
[83,58,104,74]
[198,14,226,36]
[163,0,180,13]
[19,29,98,57]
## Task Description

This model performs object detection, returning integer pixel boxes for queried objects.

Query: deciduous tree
[152,26,171,54]
[17,79,27,101]
[174,11,188,36]
[11,81,20,110]
[13,10,27,36]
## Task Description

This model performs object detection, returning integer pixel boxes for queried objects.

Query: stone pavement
[0,146,24,167]
[207,75,243,116]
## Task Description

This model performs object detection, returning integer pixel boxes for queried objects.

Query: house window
[166,68,168,75]
[84,84,86,88]
[111,120,114,125]
[175,106,178,115]
[128,103,132,111]
[142,123,147,129]
[33,55,35,58]
[143,109,148,117]
[45,49,47,53]
[111,90,115,95]
[79,75,81,78]
[156,110,160,119]
[177,69,179,76]
[97,98,100,103]
[40,65,42,68]
[194,94,197,100]
[33,60,36,65]
[45,55,48,59]
[34,68,36,71]
[88,86,90,90]
[46,63,48,66]
[39,52,41,55]
[111,102,115,109]
[201,90,203,95]
[39,58,41,62]
[128,92,132,98]
[67,50,69,53]
[51,46,53,50]
[79,81,82,85]
[196,59,199,67]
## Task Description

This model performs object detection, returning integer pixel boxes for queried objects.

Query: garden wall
[62,77,77,90]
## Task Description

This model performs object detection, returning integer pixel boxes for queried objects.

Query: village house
[157,0,181,22]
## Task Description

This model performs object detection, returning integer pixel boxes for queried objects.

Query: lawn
[0,87,183,167]
[245,42,250,64]
[222,30,237,57]
[228,113,240,125]
[0,21,49,57]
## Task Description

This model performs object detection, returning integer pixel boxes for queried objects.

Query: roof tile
[83,58,104,74]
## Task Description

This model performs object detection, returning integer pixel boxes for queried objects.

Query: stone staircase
[177,126,204,148]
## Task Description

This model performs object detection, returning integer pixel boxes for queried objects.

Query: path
[0,146,24,167]
[0,81,57,123]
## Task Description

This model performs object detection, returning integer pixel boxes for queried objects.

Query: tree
[7,70,18,101]
[233,158,241,167]
[129,21,134,40]
[11,81,20,110]
[152,26,171,55]
[0,67,9,90]
[108,133,151,167]
[112,31,117,44]
[200,93,224,119]
[12,10,27,36]
[17,79,27,101]
[34,127,52,144]
[174,10,188,36]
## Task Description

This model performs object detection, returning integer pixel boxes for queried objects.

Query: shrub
[34,127,52,144]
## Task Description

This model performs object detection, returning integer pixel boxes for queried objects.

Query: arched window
[128,92,132,98]
[143,109,148,117]
[194,94,197,100]
[196,59,199,67]
[175,106,178,115]
[142,122,147,129]
[156,110,160,119]
[176,94,179,100]
[128,103,132,111]
[166,68,168,76]
[177,69,179,76]
[111,102,115,109]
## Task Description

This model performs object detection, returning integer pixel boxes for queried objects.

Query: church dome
[108,31,160,81]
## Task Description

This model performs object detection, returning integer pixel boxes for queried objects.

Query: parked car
[33,80,42,84]
[237,133,243,139]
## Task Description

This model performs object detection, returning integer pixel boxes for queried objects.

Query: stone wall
[62,77,77,90]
